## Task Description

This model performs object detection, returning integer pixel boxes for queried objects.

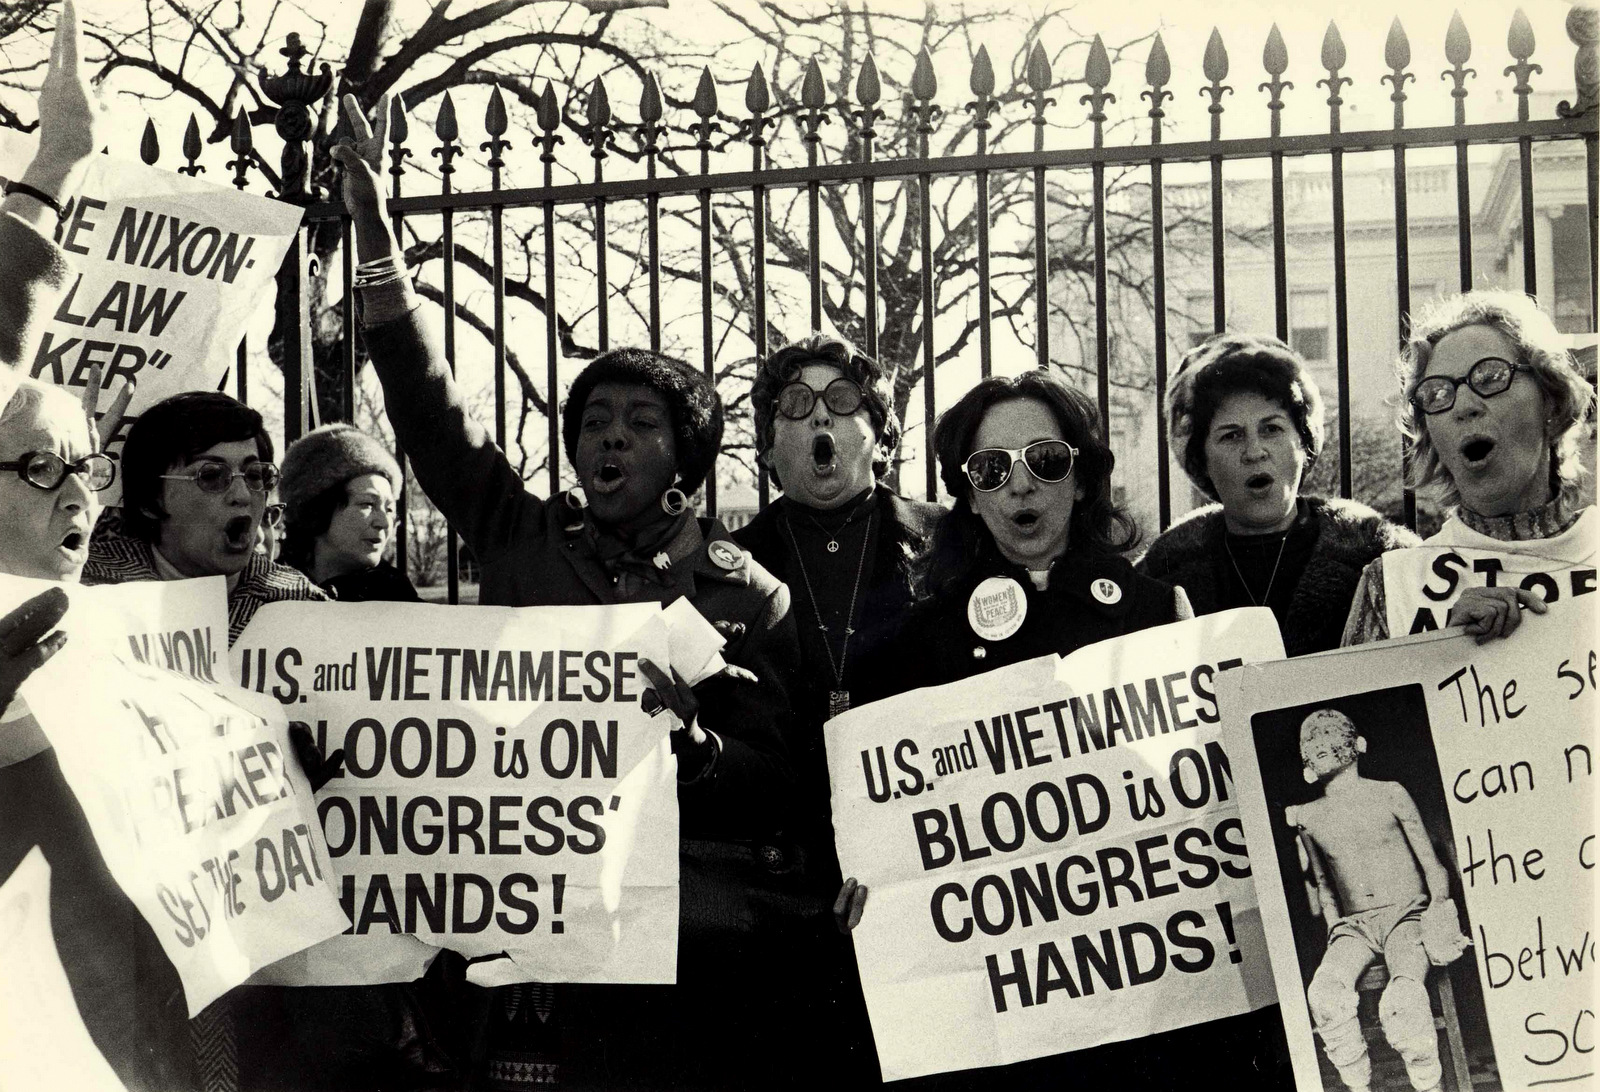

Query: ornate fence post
[262,32,332,443]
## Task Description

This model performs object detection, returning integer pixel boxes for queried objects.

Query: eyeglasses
[262,503,286,529]
[776,378,866,420]
[1412,357,1525,416]
[961,440,1078,493]
[159,461,280,494]
[0,451,117,492]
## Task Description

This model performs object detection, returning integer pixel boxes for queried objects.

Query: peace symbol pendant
[828,690,851,717]
[826,540,840,553]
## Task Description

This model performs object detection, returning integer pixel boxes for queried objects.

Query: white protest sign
[232,600,680,987]
[1221,598,1596,1092]
[827,609,1286,1081]
[1380,508,1596,636]
[18,631,348,1016]
[0,848,126,1092]
[0,130,302,500]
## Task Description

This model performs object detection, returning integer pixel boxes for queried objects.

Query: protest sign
[1221,598,1595,1091]
[18,618,348,1016]
[0,130,302,500]
[1379,508,1596,635]
[232,600,680,987]
[0,573,229,768]
[0,848,126,1092]
[827,609,1285,1081]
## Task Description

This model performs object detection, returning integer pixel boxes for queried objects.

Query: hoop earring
[661,487,688,516]
[564,488,587,510]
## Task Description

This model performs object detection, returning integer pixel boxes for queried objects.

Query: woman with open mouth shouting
[1138,334,1417,656]
[333,93,800,1090]
[868,369,1188,696]
[1342,291,1595,645]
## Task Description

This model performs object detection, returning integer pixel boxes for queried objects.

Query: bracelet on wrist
[3,180,65,221]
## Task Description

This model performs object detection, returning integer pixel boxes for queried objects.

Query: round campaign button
[1090,577,1123,605]
[967,576,1028,642]
[707,540,745,571]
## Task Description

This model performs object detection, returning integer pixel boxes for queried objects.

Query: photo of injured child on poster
[1220,596,1596,1092]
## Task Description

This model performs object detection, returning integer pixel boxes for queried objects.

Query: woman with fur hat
[277,423,418,602]
[1138,333,1417,656]
[332,93,799,1090]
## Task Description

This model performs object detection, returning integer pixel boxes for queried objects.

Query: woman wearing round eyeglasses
[1137,334,1417,656]
[871,370,1187,695]
[1343,291,1595,645]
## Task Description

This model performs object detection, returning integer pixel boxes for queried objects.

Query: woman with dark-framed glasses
[83,390,327,641]
[869,369,1188,696]
[1342,291,1596,645]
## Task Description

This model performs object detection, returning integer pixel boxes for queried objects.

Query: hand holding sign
[0,588,69,711]
[1445,584,1547,643]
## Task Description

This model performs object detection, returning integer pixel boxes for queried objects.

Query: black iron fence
[132,10,1599,600]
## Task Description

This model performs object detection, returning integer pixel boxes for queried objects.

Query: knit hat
[562,347,724,496]
[279,424,401,529]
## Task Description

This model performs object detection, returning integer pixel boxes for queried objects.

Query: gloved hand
[288,723,346,792]
[0,588,70,712]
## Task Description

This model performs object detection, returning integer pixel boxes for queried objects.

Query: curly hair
[1167,333,1324,500]
[561,347,723,496]
[1398,290,1593,509]
[919,370,1138,598]
[750,334,901,491]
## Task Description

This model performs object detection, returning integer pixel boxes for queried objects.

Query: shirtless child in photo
[1287,709,1467,1092]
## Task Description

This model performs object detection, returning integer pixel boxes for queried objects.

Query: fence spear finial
[1383,19,1414,128]
[911,47,941,155]
[1081,35,1114,149]
[1201,28,1233,141]
[1318,21,1352,135]
[140,118,159,165]
[226,105,252,190]
[1144,32,1173,144]
[852,54,884,155]
[432,89,460,178]
[1505,8,1542,123]
[1441,10,1476,125]
[1260,24,1292,138]
[1026,40,1055,152]
[798,57,830,147]
[966,45,997,151]
[180,113,205,176]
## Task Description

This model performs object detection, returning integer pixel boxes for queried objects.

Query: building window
[1291,289,1330,364]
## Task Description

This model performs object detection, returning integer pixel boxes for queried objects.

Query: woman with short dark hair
[278,423,418,602]
[1138,333,1417,656]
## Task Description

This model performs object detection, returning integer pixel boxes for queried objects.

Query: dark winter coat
[312,560,421,603]
[733,487,943,887]
[867,549,1181,699]
[1135,496,1419,656]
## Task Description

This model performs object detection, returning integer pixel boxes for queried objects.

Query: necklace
[797,491,874,553]
[782,509,875,717]
[1223,530,1291,608]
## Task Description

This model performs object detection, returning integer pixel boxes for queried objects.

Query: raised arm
[1389,782,1451,903]
[330,94,535,565]
[1,0,99,369]
[1295,823,1342,924]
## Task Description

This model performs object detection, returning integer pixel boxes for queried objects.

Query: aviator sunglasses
[776,378,867,420]
[0,451,117,492]
[961,440,1078,493]
[159,460,280,494]
[1412,357,1527,416]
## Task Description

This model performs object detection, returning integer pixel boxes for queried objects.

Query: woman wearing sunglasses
[1137,334,1417,656]
[1343,291,1595,645]
[869,370,1187,696]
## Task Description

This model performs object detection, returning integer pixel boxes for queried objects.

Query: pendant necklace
[1223,530,1290,607]
[799,491,874,554]
[783,509,875,717]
